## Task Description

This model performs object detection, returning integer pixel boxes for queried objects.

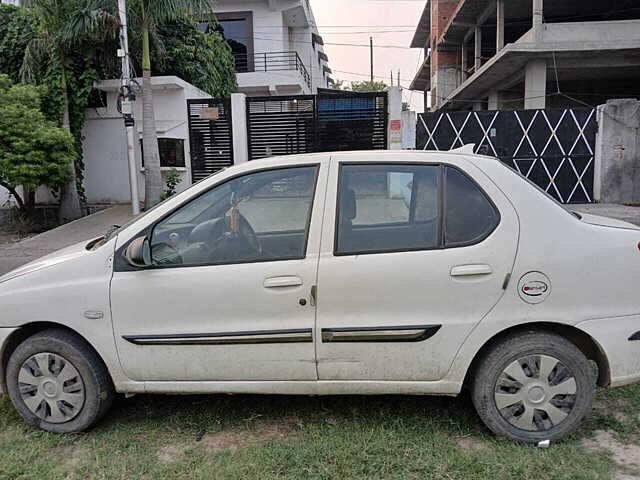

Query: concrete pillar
[533,0,543,41]
[461,44,467,82]
[474,26,482,72]
[524,58,547,109]
[496,0,505,52]
[387,86,403,149]
[473,100,483,111]
[594,99,640,203]
[533,0,543,28]
[488,90,500,110]
[401,110,417,149]
[231,93,248,164]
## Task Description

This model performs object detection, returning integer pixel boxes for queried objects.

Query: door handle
[263,276,303,288]
[450,264,493,277]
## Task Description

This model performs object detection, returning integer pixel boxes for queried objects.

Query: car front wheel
[471,330,595,444]
[6,328,114,433]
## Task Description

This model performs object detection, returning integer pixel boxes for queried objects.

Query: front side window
[150,166,318,266]
[335,164,439,255]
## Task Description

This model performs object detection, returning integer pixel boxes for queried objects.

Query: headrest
[341,188,356,220]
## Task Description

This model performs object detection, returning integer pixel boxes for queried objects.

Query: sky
[310,0,427,112]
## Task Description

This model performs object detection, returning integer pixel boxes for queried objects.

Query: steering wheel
[203,210,262,262]
[151,242,183,265]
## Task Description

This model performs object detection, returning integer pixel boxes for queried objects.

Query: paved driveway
[0,205,135,276]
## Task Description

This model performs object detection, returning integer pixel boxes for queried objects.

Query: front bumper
[576,314,640,387]
[0,328,19,394]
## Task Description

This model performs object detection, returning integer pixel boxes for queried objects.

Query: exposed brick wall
[430,0,461,73]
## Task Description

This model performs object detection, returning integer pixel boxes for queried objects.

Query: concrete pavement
[569,204,640,227]
[0,205,136,275]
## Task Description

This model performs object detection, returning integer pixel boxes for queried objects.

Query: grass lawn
[2,382,640,480]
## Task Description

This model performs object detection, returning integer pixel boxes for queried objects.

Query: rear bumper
[0,328,19,394]
[576,314,640,387]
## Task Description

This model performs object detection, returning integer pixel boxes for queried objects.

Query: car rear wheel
[5,329,114,433]
[471,330,595,444]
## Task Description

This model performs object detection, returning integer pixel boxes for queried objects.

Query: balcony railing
[233,52,312,89]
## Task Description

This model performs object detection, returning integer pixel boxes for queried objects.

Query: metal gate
[417,108,596,203]
[246,96,316,160]
[316,91,388,152]
[187,98,233,182]
[247,91,388,160]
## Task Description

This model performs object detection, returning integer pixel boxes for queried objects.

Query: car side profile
[0,150,639,444]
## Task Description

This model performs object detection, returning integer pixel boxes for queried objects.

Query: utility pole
[117,0,140,215]
[390,71,393,86]
[397,70,400,88]
[370,37,374,83]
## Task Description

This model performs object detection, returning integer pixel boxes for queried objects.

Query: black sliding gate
[247,91,388,160]
[187,98,233,183]
[417,108,597,203]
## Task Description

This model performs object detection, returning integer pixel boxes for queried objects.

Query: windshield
[90,169,228,249]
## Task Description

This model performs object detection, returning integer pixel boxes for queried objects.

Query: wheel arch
[464,322,611,388]
[0,321,114,393]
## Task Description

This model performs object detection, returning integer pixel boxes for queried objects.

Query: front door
[110,162,327,382]
[316,155,519,381]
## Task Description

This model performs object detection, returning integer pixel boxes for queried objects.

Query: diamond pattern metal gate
[416,108,596,203]
[187,98,233,182]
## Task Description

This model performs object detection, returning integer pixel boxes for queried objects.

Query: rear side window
[335,164,440,255]
[444,166,499,246]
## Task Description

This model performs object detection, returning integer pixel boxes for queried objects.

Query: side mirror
[125,236,151,267]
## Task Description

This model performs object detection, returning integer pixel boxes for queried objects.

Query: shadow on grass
[101,390,483,438]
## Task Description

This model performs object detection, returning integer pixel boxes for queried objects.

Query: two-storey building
[207,0,333,96]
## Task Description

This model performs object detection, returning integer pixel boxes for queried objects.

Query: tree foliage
[0,4,35,84]
[331,79,389,92]
[350,80,389,92]
[155,19,236,97]
[0,2,236,213]
[0,75,75,213]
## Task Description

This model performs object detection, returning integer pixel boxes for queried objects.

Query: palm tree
[21,0,118,222]
[127,0,215,209]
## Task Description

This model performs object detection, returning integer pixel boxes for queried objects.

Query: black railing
[233,52,311,89]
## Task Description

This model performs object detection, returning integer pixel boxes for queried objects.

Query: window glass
[336,164,439,254]
[150,166,318,266]
[139,138,185,168]
[444,167,499,246]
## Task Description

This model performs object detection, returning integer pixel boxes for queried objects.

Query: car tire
[471,330,595,444]
[5,328,114,433]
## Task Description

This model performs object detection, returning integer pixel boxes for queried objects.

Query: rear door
[316,154,519,381]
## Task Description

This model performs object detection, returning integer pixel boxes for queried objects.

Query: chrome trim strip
[321,325,441,343]
[123,328,313,345]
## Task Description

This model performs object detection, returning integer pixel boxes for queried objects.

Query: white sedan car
[1,150,639,444]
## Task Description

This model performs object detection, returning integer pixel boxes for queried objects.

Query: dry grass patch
[199,417,301,454]
[583,430,640,475]
[454,435,491,452]
[157,443,189,463]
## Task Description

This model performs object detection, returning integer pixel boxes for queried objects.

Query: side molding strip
[321,325,441,343]
[123,328,313,346]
